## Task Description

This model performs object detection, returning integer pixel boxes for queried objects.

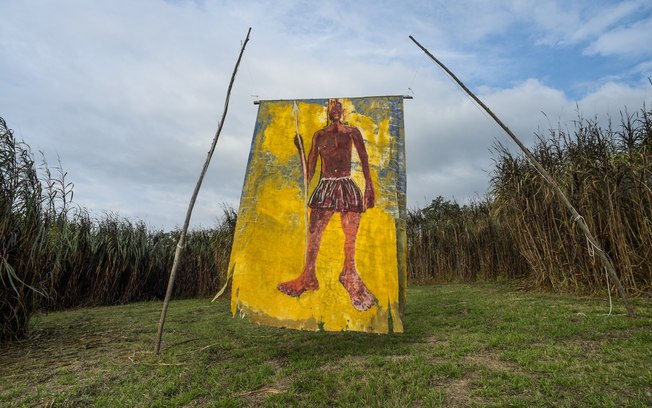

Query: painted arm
[352,129,375,209]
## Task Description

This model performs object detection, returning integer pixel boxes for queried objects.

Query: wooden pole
[155,27,252,354]
[409,35,636,318]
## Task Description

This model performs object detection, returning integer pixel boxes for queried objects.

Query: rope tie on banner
[406,65,420,96]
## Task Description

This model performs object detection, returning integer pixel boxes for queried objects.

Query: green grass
[1,283,651,407]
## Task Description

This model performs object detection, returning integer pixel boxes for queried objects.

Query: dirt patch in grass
[565,338,603,354]
[318,354,367,372]
[238,385,288,405]
[238,368,294,406]
[432,375,484,408]
[423,336,449,345]
[264,358,287,372]
[385,354,412,361]
[463,351,521,372]
[443,378,472,407]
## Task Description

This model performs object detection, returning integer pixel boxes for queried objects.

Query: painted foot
[339,268,376,311]
[277,273,319,297]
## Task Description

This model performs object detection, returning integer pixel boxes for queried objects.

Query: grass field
[1,284,651,407]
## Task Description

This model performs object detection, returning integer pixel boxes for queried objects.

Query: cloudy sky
[2,0,651,230]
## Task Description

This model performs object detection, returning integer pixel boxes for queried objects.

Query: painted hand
[364,184,375,209]
[294,134,303,151]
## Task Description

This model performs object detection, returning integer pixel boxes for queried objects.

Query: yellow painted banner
[225,96,407,333]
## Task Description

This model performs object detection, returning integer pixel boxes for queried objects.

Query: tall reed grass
[406,197,528,283]
[1,116,236,340]
[406,105,651,296]
[1,117,49,340]
[491,108,652,295]
[45,210,235,310]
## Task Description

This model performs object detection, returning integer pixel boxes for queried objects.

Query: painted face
[329,102,343,122]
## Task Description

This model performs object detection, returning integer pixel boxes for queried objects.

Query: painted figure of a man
[278,99,377,311]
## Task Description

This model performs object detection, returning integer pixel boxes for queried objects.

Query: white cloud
[585,17,652,56]
[577,81,652,116]
[567,1,642,44]
[516,0,650,56]
[631,60,652,78]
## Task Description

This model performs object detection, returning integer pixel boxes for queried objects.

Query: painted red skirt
[308,176,364,213]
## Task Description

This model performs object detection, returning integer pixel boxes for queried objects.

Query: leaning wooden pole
[409,35,636,318]
[155,27,252,354]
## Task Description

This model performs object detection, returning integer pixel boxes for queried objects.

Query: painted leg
[339,211,376,311]
[278,209,334,297]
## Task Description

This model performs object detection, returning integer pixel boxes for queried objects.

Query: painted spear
[155,27,252,354]
[409,34,636,318]
[293,101,309,261]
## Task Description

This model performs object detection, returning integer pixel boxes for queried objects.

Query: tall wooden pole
[155,28,252,354]
[409,35,636,318]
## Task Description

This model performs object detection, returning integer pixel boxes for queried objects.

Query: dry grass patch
[463,350,521,372]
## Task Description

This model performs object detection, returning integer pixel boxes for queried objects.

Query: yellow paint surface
[228,98,404,333]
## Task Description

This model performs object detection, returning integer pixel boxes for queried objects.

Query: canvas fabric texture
[223,96,407,333]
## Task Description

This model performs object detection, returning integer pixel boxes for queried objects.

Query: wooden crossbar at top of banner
[252,95,413,105]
